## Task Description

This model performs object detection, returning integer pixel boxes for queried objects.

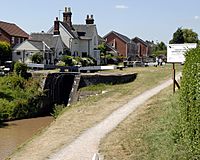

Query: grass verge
[99,87,186,160]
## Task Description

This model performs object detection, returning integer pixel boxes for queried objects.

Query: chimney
[54,17,60,35]
[86,15,94,24]
[63,7,72,28]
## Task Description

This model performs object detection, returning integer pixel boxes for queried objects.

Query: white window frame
[11,37,15,44]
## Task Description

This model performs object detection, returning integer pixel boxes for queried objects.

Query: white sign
[167,43,197,63]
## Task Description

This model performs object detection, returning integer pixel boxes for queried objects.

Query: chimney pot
[65,7,67,12]
[63,7,72,28]
[54,17,60,35]
[86,14,94,24]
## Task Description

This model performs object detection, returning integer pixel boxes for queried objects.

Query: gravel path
[49,74,181,160]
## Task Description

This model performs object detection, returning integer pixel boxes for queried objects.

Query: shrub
[31,52,43,64]
[179,47,200,157]
[51,104,65,119]
[14,62,28,76]
[56,60,65,66]
[80,57,95,66]
[61,55,76,66]
[0,75,43,121]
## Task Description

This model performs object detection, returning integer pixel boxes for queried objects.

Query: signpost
[167,43,197,93]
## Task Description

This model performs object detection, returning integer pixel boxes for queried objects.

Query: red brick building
[103,31,137,58]
[132,37,150,58]
[0,21,29,47]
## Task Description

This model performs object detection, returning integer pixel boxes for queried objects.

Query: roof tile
[0,21,29,38]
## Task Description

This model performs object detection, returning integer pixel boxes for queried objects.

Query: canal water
[0,116,53,160]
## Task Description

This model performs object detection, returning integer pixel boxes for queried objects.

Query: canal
[0,116,53,160]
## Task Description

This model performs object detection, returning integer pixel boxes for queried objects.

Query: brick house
[132,37,151,58]
[0,21,29,47]
[103,31,137,59]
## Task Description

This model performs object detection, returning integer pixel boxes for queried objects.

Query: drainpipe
[43,42,47,64]
[88,40,90,57]
[69,38,73,55]
[126,43,128,59]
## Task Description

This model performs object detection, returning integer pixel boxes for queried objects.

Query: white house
[12,39,53,64]
[48,7,100,64]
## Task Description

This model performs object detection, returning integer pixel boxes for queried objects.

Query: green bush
[0,75,43,121]
[51,104,65,119]
[14,62,28,77]
[61,55,77,66]
[31,52,43,64]
[0,41,12,64]
[179,47,200,158]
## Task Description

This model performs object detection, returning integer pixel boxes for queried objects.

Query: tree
[169,27,199,44]
[31,52,43,64]
[152,41,167,57]
[0,41,12,65]
[169,27,184,44]
[97,43,106,53]
[182,28,199,43]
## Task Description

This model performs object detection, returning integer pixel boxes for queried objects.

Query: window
[18,38,21,44]
[11,37,15,44]
[16,52,21,56]
[82,52,87,57]
[112,39,116,48]
[0,30,1,36]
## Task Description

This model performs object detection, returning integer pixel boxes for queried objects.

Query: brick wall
[105,33,127,57]
[0,30,10,43]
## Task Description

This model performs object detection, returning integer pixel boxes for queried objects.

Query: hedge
[179,47,200,158]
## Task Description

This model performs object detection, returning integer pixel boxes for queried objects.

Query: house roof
[98,35,106,44]
[58,21,96,40]
[0,21,29,38]
[72,24,96,39]
[30,33,54,48]
[28,40,50,51]
[104,31,131,44]
[132,37,149,47]
[30,32,69,50]
[60,22,77,38]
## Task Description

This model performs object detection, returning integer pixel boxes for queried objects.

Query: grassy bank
[0,74,43,122]
[9,64,183,160]
[99,87,188,159]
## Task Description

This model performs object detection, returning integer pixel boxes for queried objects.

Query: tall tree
[182,28,198,43]
[169,27,184,44]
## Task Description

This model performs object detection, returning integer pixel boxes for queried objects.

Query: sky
[1,0,200,43]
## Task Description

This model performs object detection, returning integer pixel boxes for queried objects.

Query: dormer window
[111,39,116,48]
[18,38,21,44]
[77,32,86,37]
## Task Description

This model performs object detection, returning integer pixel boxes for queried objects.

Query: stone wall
[79,73,137,88]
